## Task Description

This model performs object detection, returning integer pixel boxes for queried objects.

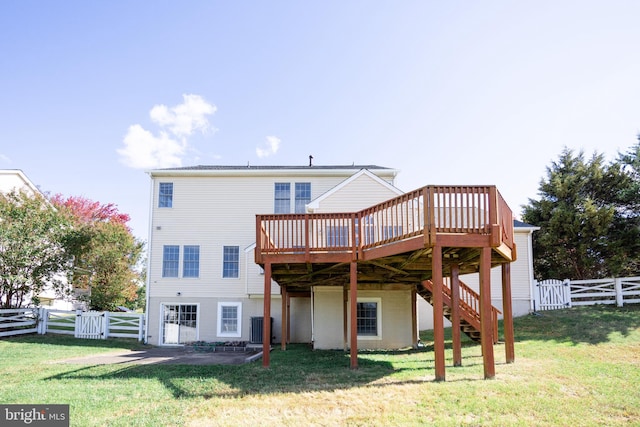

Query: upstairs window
[159,182,173,208]
[274,183,290,213]
[162,245,179,277]
[294,182,311,213]
[326,225,349,248]
[223,246,240,278]
[383,225,403,240]
[183,246,200,278]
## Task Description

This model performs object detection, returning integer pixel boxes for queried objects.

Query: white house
[145,165,536,351]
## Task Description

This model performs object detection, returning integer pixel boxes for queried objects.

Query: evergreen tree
[523,149,614,279]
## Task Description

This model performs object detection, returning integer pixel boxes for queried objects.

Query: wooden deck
[255,185,517,380]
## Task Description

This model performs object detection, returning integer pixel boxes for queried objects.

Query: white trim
[147,167,399,179]
[356,297,382,341]
[217,302,242,338]
[306,169,403,212]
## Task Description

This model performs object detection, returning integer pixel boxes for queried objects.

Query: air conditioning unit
[250,316,273,344]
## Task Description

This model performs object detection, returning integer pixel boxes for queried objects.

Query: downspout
[310,286,315,344]
[527,229,537,312]
[143,175,154,344]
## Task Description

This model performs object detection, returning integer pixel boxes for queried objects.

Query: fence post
[564,279,572,308]
[38,307,47,334]
[532,279,539,312]
[615,278,624,307]
[138,314,144,342]
[102,312,109,339]
[74,310,83,338]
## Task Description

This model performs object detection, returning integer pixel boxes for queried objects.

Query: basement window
[357,298,382,340]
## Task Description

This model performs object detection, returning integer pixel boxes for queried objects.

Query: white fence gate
[76,311,106,339]
[534,276,640,311]
[534,279,571,311]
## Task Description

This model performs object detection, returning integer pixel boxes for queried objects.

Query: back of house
[145,165,402,347]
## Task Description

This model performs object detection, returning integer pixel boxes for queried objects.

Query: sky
[2,1,640,242]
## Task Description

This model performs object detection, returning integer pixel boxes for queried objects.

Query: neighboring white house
[145,165,538,348]
[0,169,80,310]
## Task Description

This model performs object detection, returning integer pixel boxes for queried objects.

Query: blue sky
[2,1,640,241]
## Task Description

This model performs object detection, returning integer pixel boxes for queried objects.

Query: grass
[1,305,639,426]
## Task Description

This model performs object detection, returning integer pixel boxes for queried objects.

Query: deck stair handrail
[256,185,514,262]
[418,279,500,343]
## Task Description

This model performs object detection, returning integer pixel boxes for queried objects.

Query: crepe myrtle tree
[51,195,144,311]
[0,190,74,308]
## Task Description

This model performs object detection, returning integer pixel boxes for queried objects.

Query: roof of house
[514,219,540,230]
[147,164,400,178]
[153,164,393,171]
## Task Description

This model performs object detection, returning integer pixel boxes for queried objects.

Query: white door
[162,304,198,344]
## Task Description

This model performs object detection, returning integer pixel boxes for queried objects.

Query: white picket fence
[534,276,640,311]
[0,308,144,341]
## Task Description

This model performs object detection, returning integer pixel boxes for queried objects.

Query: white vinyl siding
[312,173,401,213]
[149,174,383,299]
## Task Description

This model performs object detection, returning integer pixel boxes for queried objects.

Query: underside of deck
[265,236,514,292]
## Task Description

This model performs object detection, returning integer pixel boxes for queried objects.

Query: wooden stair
[417,279,500,344]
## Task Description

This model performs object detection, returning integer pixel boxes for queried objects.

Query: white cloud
[256,136,281,158]
[0,153,11,164]
[117,125,186,169]
[149,94,216,138]
[118,94,216,169]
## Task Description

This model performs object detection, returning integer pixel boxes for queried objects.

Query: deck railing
[256,185,513,261]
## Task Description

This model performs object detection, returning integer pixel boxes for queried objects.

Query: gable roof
[306,169,404,212]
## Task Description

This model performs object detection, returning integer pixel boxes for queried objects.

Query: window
[274,183,290,213]
[217,302,242,337]
[159,182,173,208]
[223,246,239,278]
[326,226,349,247]
[357,298,382,339]
[294,182,311,213]
[183,246,200,278]
[356,215,375,245]
[162,245,179,277]
[383,225,403,240]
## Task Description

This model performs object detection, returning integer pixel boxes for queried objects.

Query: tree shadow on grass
[43,344,404,398]
[42,341,495,399]
[512,304,640,345]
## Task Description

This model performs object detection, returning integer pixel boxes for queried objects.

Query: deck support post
[411,288,418,349]
[450,263,462,367]
[343,287,348,352]
[432,244,446,381]
[263,262,272,368]
[502,263,515,363]
[349,261,358,369]
[479,247,495,379]
[281,286,287,351]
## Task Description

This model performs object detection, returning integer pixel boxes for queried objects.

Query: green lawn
[1,305,639,426]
